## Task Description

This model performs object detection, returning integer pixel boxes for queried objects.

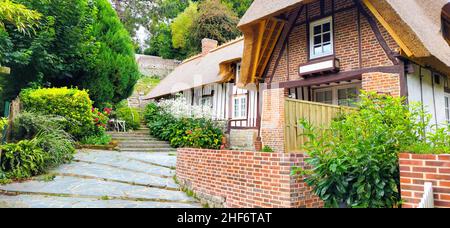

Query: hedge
[20,87,95,139]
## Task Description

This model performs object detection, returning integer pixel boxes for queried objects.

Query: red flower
[95,118,99,122]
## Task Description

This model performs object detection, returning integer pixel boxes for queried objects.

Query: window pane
[314,25,321,34]
[446,97,449,122]
[314,46,322,55]
[338,89,346,100]
[323,33,331,43]
[314,35,322,45]
[323,44,332,54]
[241,97,247,118]
[323,22,330,32]
[234,99,239,117]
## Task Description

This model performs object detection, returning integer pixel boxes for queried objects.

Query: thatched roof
[145,38,244,99]
[238,0,450,85]
[238,0,306,27]
[367,0,450,74]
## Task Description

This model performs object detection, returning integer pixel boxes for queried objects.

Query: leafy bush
[0,139,49,180]
[293,92,427,208]
[0,117,7,140]
[11,111,70,141]
[261,146,274,152]
[144,102,223,149]
[92,107,109,135]
[116,107,141,130]
[81,134,112,146]
[20,87,95,140]
[11,111,75,168]
[403,125,450,154]
[34,133,75,168]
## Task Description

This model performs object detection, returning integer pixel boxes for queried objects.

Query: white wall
[407,64,449,130]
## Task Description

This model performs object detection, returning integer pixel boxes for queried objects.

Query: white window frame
[445,93,450,124]
[313,84,361,106]
[309,16,334,59]
[232,95,247,120]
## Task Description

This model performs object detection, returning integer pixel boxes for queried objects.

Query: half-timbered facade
[145,38,260,150]
[238,0,450,152]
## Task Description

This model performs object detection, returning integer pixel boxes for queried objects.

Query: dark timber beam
[273,65,403,89]
[354,0,399,65]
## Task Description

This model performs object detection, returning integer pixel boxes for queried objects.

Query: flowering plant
[158,95,214,119]
[92,108,109,133]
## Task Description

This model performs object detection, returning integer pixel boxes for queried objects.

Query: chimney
[201,38,218,56]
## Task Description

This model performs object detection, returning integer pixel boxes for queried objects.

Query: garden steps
[108,128,175,153]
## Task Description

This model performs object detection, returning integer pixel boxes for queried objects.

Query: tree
[221,0,253,18]
[0,0,139,111]
[171,1,198,49]
[0,0,41,34]
[80,0,140,107]
[189,0,240,53]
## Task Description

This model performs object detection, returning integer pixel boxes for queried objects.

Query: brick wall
[229,129,258,151]
[264,0,399,84]
[362,72,401,97]
[260,88,286,153]
[399,153,450,208]
[176,148,323,208]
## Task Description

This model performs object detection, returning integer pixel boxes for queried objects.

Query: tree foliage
[0,0,139,111]
[79,0,139,107]
[221,0,253,18]
[171,1,198,49]
[0,0,41,34]
[189,0,240,53]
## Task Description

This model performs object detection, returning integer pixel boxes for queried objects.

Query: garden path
[0,149,201,208]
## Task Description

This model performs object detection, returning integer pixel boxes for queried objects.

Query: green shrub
[144,102,223,149]
[34,133,75,168]
[293,92,427,208]
[0,117,7,140]
[116,107,141,130]
[403,125,450,154]
[81,133,112,146]
[0,139,49,180]
[11,111,75,168]
[20,87,95,140]
[261,146,274,152]
[11,111,70,141]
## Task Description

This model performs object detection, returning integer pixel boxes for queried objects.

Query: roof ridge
[180,37,244,65]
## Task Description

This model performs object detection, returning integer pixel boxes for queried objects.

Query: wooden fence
[284,98,356,153]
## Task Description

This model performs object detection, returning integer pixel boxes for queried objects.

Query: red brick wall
[260,88,286,153]
[176,148,323,208]
[399,153,450,208]
[362,72,401,97]
[264,0,399,84]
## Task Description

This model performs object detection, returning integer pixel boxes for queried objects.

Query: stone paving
[0,150,200,208]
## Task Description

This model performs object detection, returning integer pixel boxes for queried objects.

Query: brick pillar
[260,88,286,153]
[362,72,401,97]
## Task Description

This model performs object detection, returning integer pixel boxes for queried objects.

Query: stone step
[108,131,150,136]
[118,144,172,149]
[119,148,177,153]
[111,135,156,139]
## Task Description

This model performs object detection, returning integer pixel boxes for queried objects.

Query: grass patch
[134,76,160,95]
[34,173,56,182]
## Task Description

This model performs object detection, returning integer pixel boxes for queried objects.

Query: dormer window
[310,17,334,59]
